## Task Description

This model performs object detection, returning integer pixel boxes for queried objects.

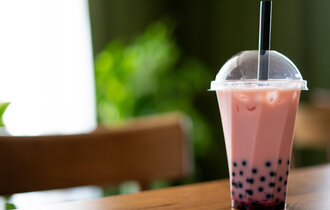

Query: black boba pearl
[232,191,235,196]
[284,180,287,185]
[238,182,243,188]
[287,160,290,165]
[232,172,236,177]
[278,159,282,164]
[233,182,239,188]
[286,170,289,176]
[260,176,266,182]
[266,194,272,199]
[269,171,276,177]
[233,162,237,167]
[275,198,279,203]
[265,161,271,167]
[242,160,247,166]
[246,178,254,184]
[279,176,283,182]
[252,201,259,206]
[277,187,281,192]
[239,170,244,176]
[269,182,275,187]
[252,168,258,174]
[245,189,253,195]
[258,187,264,192]
[232,181,236,187]
[239,194,243,199]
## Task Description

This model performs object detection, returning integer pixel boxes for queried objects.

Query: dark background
[89,0,330,91]
[88,0,330,181]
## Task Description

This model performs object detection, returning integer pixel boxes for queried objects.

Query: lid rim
[209,80,308,91]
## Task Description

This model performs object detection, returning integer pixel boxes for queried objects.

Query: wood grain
[0,112,193,195]
[19,164,330,210]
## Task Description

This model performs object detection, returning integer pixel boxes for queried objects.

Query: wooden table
[20,164,330,210]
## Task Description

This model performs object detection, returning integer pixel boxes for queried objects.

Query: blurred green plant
[3,196,16,210]
[95,19,213,181]
[0,102,10,127]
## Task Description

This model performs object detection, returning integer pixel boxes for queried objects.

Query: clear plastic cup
[210,51,307,209]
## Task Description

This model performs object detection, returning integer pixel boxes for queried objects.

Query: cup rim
[209,79,308,91]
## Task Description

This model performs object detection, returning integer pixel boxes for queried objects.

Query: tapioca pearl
[231,191,235,196]
[269,171,276,177]
[260,176,266,182]
[252,201,259,206]
[242,160,247,166]
[252,168,258,174]
[287,160,290,165]
[265,161,271,167]
[232,181,237,188]
[232,172,236,177]
[238,182,243,188]
[239,170,244,176]
[266,194,273,199]
[245,189,253,195]
[284,180,287,186]
[277,187,281,192]
[258,187,264,192]
[246,178,254,184]
[233,162,237,167]
[286,170,289,176]
[233,182,239,189]
[278,158,282,164]
[275,198,279,203]
[269,182,275,187]
[239,194,243,199]
[279,176,283,182]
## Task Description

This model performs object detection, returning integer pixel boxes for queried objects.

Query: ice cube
[292,91,297,100]
[234,91,249,101]
[246,104,256,111]
[267,91,278,104]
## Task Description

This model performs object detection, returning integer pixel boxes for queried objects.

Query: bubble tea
[210,51,307,209]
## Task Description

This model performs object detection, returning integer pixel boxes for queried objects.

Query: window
[0,0,96,135]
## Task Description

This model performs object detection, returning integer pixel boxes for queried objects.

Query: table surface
[21,164,330,210]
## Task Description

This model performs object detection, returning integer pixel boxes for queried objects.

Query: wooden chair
[0,112,193,195]
[294,103,330,161]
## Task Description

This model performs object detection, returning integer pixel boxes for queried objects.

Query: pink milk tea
[217,88,300,209]
[210,51,307,210]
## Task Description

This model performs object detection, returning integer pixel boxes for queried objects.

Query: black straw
[258,1,272,80]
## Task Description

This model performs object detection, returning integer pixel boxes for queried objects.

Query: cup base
[232,200,285,210]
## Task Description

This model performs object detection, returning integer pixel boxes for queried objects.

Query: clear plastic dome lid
[210,50,308,90]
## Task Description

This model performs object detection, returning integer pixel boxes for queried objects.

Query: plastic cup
[210,51,307,209]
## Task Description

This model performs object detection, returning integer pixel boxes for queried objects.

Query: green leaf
[0,102,10,127]
[5,202,16,210]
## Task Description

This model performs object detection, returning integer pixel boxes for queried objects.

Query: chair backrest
[295,103,330,148]
[0,112,193,195]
